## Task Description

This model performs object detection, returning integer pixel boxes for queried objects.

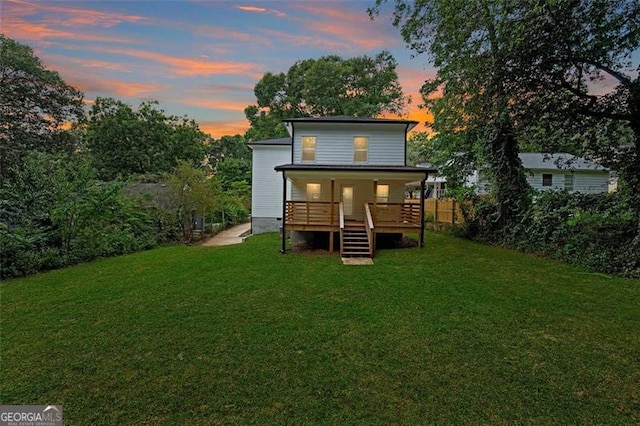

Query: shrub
[462,190,639,278]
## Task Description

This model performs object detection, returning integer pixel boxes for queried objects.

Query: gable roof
[519,153,608,172]
[283,115,419,131]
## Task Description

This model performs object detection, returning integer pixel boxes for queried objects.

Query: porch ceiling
[275,164,435,182]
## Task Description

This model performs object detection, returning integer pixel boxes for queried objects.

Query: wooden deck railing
[368,203,421,228]
[285,201,338,225]
[284,201,421,229]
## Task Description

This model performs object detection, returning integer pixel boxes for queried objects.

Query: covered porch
[274,164,436,257]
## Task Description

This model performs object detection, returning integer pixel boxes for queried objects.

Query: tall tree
[244,51,407,140]
[0,35,84,183]
[371,1,532,228]
[85,97,207,180]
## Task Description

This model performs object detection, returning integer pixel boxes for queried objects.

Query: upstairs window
[354,137,368,162]
[542,173,553,187]
[301,136,316,162]
[306,183,321,201]
[376,184,389,204]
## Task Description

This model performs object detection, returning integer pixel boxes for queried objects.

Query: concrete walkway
[201,222,251,247]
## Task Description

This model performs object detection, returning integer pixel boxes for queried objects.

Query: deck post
[419,178,426,248]
[329,179,335,253]
[280,172,287,253]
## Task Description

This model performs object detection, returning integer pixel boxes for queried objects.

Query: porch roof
[275,163,437,181]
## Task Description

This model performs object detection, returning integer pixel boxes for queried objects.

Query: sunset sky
[2,0,438,138]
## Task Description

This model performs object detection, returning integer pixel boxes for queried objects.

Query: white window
[353,136,368,162]
[376,184,389,204]
[542,174,553,187]
[306,183,321,201]
[302,136,316,162]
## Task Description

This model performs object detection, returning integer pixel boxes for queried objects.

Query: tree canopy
[244,51,407,141]
[85,97,207,180]
[0,35,84,183]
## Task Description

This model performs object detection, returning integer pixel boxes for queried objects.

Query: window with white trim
[301,136,316,162]
[353,136,368,162]
[542,173,553,187]
[376,184,389,204]
[306,183,321,201]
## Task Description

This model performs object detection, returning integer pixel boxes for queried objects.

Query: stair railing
[339,202,345,257]
[364,203,375,257]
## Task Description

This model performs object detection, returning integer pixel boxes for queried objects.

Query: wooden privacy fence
[407,198,465,224]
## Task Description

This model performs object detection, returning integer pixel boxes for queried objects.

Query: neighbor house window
[306,183,321,201]
[354,137,368,162]
[564,174,574,191]
[302,136,316,162]
[542,174,553,187]
[376,184,389,204]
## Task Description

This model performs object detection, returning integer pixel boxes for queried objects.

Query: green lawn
[1,233,639,424]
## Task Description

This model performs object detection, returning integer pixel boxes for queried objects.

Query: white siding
[527,170,609,194]
[251,145,290,218]
[291,122,406,165]
[572,173,609,193]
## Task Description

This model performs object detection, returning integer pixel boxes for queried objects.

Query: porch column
[329,179,335,253]
[419,177,426,248]
[280,172,287,254]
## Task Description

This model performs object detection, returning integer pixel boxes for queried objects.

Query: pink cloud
[2,17,137,45]
[93,47,264,78]
[236,5,286,18]
[76,79,166,99]
[6,0,149,28]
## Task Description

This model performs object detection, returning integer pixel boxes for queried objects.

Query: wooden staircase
[341,223,372,257]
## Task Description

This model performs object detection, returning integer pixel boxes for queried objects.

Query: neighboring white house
[418,153,610,197]
[518,153,610,193]
[249,116,437,257]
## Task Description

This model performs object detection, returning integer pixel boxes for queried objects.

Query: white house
[249,116,437,257]
[517,153,610,193]
[418,153,610,197]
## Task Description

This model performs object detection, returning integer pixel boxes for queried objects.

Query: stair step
[341,221,372,258]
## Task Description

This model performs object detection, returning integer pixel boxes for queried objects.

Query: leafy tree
[215,157,251,193]
[406,132,431,166]
[0,35,84,183]
[207,134,250,168]
[85,97,207,180]
[371,0,532,229]
[165,161,218,243]
[244,51,407,140]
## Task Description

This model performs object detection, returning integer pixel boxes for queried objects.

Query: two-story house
[249,116,436,258]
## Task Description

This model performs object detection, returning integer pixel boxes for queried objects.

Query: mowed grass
[1,233,639,424]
